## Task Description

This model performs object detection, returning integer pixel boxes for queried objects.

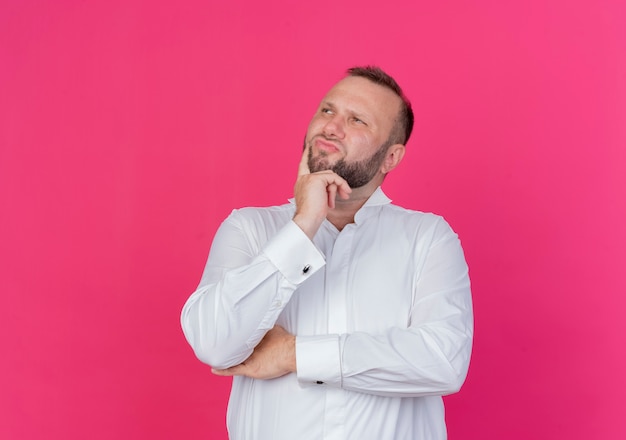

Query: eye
[321,108,333,115]
[353,117,366,125]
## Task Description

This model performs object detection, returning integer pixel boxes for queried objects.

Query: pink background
[1,0,625,438]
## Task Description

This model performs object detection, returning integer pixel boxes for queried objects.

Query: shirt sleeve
[295,218,473,397]
[181,212,326,370]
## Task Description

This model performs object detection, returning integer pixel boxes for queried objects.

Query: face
[305,76,402,188]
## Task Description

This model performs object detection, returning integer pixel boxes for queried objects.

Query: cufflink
[302,264,311,274]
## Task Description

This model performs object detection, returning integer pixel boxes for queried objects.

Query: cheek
[305,118,323,140]
[349,132,377,157]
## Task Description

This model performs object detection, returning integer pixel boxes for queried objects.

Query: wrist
[293,213,324,240]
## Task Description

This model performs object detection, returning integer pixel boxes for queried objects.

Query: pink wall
[1,0,625,438]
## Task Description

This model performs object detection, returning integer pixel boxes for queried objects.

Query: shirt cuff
[296,334,342,388]
[262,220,326,285]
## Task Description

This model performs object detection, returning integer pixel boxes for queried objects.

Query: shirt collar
[361,186,392,207]
[353,186,391,224]
[288,186,392,224]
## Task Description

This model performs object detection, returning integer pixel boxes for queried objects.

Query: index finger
[298,139,311,177]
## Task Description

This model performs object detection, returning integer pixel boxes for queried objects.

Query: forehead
[322,76,402,123]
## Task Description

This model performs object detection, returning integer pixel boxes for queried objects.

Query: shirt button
[316,381,324,384]
[302,264,311,274]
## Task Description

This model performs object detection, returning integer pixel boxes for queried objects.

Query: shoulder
[381,203,446,226]
[229,201,294,219]
[380,204,458,242]
[210,202,296,252]
[224,202,295,232]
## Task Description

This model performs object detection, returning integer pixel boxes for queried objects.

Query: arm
[209,145,354,378]
[181,144,348,370]
[296,219,473,397]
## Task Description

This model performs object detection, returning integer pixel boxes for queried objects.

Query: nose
[322,114,345,139]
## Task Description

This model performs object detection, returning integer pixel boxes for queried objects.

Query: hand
[211,326,296,380]
[293,144,351,239]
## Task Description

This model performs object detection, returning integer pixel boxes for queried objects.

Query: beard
[306,137,392,188]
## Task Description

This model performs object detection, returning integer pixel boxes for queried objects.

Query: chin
[308,152,335,174]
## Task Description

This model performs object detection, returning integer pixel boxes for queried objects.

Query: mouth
[313,137,341,155]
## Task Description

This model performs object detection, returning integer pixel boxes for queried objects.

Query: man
[181,66,473,439]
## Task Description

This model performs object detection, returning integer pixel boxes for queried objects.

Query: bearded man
[181,66,473,440]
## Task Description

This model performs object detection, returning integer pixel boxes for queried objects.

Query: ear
[380,144,406,174]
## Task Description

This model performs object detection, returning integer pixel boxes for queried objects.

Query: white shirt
[181,188,473,440]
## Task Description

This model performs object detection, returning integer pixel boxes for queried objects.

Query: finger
[322,173,351,199]
[327,183,337,209]
[298,142,311,177]
[211,367,229,376]
[212,365,241,377]
[337,183,352,199]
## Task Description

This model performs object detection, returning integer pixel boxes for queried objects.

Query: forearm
[296,321,472,397]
